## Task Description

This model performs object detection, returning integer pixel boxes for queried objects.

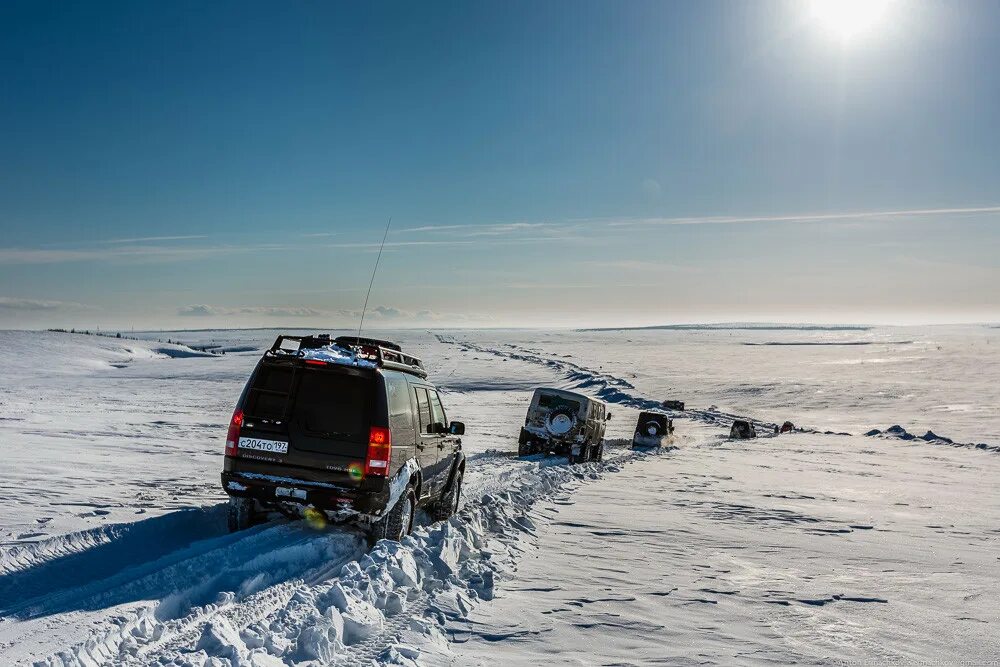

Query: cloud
[178,305,326,317]
[395,205,1000,238]
[610,205,1000,228]
[0,297,89,311]
[369,305,406,319]
[174,303,479,325]
[398,222,554,237]
[0,243,288,265]
[101,235,208,244]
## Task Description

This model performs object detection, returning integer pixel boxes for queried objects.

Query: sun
[807,0,895,42]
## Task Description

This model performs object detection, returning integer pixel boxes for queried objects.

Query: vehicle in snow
[631,410,674,449]
[518,387,609,463]
[729,419,757,439]
[221,334,466,542]
[662,400,685,411]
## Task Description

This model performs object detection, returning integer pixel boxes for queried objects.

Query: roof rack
[266,333,427,379]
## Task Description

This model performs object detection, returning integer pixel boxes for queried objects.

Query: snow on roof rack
[266,334,427,378]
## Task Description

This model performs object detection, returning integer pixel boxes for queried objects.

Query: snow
[296,344,376,370]
[0,326,998,665]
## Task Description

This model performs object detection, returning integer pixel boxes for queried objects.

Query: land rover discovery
[221,334,466,542]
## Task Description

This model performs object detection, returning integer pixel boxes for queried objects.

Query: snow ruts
[446,338,782,433]
[31,446,643,666]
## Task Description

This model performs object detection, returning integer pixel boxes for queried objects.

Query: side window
[429,391,447,431]
[415,387,432,434]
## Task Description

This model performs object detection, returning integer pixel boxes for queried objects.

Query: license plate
[239,437,288,454]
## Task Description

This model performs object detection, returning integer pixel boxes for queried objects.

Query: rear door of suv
[236,360,376,485]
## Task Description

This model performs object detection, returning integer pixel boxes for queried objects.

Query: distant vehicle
[729,420,757,439]
[221,334,466,542]
[662,400,685,411]
[518,388,609,463]
[631,410,674,449]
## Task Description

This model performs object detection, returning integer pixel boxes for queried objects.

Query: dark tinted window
[429,391,446,429]
[245,365,295,419]
[386,372,411,418]
[292,370,372,442]
[385,372,416,445]
[538,393,581,414]
[415,387,432,434]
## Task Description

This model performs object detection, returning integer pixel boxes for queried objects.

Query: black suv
[221,334,465,542]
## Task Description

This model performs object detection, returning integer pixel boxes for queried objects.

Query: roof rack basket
[266,333,427,378]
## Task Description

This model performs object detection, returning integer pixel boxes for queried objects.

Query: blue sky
[1,0,998,328]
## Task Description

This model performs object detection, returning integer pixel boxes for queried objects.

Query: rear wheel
[431,468,463,521]
[227,496,255,533]
[592,442,604,462]
[371,485,416,543]
[569,442,589,465]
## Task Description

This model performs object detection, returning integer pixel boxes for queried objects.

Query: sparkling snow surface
[0,326,997,665]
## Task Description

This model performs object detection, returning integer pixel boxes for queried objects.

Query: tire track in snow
[447,338,850,436]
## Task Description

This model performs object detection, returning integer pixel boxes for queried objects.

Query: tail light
[225,409,243,456]
[365,426,392,477]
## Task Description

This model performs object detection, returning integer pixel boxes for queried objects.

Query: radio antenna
[356,216,392,344]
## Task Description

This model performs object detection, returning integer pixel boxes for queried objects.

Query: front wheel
[227,496,255,533]
[371,485,416,543]
[431,469,463,521]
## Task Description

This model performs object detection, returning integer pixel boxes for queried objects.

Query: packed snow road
[1,328,998,665]
[441,427,1000,665]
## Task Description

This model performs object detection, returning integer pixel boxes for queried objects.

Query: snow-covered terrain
[1,326,998,665]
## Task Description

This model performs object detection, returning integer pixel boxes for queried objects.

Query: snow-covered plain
[0,326,997,665]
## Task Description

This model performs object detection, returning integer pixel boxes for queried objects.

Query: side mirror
[449,421,466,436]
[606,412,612,420]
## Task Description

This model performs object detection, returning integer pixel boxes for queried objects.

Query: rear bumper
[221,470,389,515]
[520,430,581,453]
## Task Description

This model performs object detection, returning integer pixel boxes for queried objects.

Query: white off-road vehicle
[517,388,609,463]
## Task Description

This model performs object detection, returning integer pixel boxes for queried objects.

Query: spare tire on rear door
[632,410,673,449]
[729,420,757,440]
[545,407,577,437]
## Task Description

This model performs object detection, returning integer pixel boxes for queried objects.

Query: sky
[1,0,998,329]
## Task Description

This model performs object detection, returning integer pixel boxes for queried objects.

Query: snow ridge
[865,425,1000,455]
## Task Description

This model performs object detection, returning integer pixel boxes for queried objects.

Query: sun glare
[807,0,895,42]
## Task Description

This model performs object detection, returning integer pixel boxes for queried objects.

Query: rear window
[245,365,295,420]
[538,392,582,414]
[291,369,373,442]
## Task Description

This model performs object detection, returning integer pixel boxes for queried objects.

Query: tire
[518,439,531,457]
[370,485,416,543]
[592,442,604,462]
[431,468,463,522]
[227,496,255,533]
[569,442,589,465]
